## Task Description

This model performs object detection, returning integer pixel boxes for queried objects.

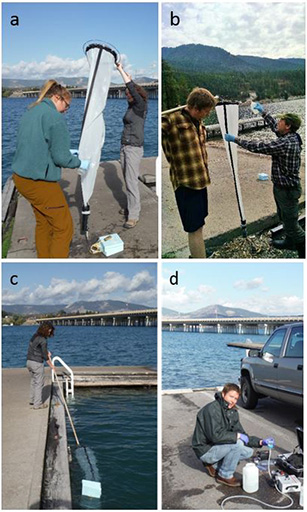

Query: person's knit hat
[277,113,302,132]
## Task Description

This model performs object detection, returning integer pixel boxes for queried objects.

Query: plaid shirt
[237,113,302,188]
[162,109,210,191]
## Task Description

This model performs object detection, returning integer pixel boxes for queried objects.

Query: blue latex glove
[262,437,275,448]
[70,149,79,156]
[224,133,236,143]
[239,433,249,445]
[80,159,90,171]
[253,102,264,113]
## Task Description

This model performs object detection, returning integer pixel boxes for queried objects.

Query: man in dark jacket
[192,383,274,487]
[225,104,305,258]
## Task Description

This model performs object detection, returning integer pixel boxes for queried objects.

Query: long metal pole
[161,104,187,115]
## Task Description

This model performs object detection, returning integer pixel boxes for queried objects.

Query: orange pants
[13,173,73,258]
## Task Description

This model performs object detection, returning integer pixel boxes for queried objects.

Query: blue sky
[162,262,304,316]
[3,3,158,80]
[163,2,305,59]
[2,263,157,307]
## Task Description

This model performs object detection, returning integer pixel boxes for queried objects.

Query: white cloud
[223,294,303,316]
[162,3,305,58]
[2,271,156,307]
[233,277,264,290]
[3,52,157,81]
[163,281,215,310]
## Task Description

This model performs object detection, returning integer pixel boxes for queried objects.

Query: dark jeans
[273,185,305,244]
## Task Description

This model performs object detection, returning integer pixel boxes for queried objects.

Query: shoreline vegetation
[162,60,305,111]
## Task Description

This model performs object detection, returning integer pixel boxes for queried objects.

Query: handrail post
[51,356,74,398]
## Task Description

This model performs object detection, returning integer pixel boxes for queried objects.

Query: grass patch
[2,219,14,258]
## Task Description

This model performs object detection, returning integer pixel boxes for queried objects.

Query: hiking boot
[296,242,305,258]
[203,463,217,478]
[33,403,48,410]
[124,219,138,229]
[216,475,241,487]
[272,237,296,251]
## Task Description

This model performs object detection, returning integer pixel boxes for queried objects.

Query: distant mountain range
[162,44,305,73]
[3,300,153,316]
[162,304,266,318]
[3,76,157,89]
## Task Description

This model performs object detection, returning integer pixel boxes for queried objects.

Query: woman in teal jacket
[12,79,89,258]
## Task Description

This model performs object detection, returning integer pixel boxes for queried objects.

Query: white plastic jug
[243,462,259,493]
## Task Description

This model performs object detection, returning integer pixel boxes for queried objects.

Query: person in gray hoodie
[116,62,148,228]
[27,321,56,409]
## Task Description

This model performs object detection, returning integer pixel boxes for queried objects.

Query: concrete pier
[2,368,51,509]
[2,366,157,509]
[6,157,158,259]
[162,388,303,509]
[69,365,157,387]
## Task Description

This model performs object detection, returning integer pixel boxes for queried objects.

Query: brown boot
[205,464,217,478]
[216,475,241,487]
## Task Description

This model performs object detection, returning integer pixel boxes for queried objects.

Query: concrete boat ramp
[163,388,303,510]
[2,366,157,509]
[6,157,158,259]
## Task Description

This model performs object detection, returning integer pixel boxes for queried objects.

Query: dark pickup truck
[240,322,303,409]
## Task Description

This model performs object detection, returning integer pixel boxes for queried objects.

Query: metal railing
[51,356,74,399]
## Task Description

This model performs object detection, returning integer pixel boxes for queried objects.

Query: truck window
[285,326,303,358]
[263,329,286,357]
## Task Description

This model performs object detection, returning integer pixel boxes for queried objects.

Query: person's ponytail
[30,79,70,108]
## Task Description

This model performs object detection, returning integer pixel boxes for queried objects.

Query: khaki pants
[120,145,143,220]
[13,173,73,258]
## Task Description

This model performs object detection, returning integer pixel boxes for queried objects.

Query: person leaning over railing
[12,79,90,258]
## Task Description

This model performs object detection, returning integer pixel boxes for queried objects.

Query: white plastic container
[243,462,259,493]
[299,486,304,507]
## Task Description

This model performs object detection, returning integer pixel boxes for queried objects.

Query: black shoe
[272,237,296,251]
[296,242,306,258]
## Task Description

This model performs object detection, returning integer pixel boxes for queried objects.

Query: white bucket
[243,462,259,493]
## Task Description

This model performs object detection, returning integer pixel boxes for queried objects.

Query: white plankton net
[78,43,116,216]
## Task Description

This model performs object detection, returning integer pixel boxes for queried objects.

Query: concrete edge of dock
[41,382,72,509]
[27,389,52,510]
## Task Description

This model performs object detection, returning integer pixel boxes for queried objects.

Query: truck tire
[241,375,259,409]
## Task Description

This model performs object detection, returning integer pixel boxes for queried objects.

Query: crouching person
[192,383,273,487]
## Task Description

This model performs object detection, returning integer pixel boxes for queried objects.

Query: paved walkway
[162,142,305,257]
[7,157,158,259]
[2,368,51,509]
[163,388,303,509]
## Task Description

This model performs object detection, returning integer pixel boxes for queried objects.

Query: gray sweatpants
[120,145,143,220]
[27,360,44,408]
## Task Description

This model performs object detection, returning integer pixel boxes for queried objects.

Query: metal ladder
[51,356,74,399]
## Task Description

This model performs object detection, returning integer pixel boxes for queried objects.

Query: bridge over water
[21,82,158,100]
[162,316,303,335]
[37,309,157,327]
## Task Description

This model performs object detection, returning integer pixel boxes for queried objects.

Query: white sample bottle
[243,462,259,493]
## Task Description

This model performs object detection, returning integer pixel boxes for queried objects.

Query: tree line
[162,60,305,111]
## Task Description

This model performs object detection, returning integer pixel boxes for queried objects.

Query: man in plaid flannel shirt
[162,88,217,258]
[225,103,305,258]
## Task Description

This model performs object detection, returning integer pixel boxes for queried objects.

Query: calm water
[2,325,157,368]
[3,325,157,509]
[67,388,157,509]
[2,97,158,187]
[163,331,268,390]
